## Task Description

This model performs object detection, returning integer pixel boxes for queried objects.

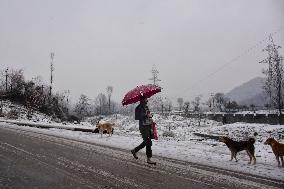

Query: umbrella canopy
[122,84,162,106]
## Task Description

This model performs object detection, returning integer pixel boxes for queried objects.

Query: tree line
[0,67,252,122]
[175,93,251,114]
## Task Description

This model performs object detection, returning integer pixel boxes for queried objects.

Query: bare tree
[177,97,184,111]
[206,94,215,112]
[260,35,284,122]
[95,93,107,115]
[24,81,37,119]
[213,93,228,112]
[225,101,238,112]
[192,96,201,112]
[74,94,91,118]
[184,101,190,113]
[106,86,113,114]
[0,69,5,93]
[163,97,172,112]
[250,104,256,112]
[9,69,25,93]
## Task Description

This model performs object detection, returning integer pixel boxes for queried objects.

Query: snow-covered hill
[226,77,268,106]
[0,100,53,123]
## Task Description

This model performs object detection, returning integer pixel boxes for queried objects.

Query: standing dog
[220,136,256,164]
[264,138,284,167]
[96,122,114,137]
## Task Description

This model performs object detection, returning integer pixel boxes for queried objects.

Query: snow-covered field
[0,100,284,181]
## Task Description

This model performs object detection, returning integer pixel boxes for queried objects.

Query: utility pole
[50,52,55,97]
[65,90,70,113]
[149,65,161,86]
[5,68,8,92]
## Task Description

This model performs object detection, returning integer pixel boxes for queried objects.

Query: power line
[178,27,283,98]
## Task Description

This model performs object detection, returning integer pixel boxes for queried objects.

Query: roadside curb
[0,119,95,133]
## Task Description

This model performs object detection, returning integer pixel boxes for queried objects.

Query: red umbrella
[122,84,162,106]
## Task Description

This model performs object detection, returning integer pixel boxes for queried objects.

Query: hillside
[225,77,268,106]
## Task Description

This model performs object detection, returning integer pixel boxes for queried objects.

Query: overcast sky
[1,0,284,104]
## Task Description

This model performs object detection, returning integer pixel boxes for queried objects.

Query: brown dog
[96,122,114,137]
[264,138,284,167]
[220,136,256,164]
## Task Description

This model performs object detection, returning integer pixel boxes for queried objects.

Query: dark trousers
[134,125,152,158]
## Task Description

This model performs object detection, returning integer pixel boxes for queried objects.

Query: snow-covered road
[1,125,283,189]
[0,116,284,180]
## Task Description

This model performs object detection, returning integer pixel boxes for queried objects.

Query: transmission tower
[5,68,8,91]
[259,35,284,114]
[260,35,274,106]
[149,65,161,85]
[50,52,55,96]
[260,35,281,69]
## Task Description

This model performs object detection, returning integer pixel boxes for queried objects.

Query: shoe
[131,149,138,159]
[147,158,156,165]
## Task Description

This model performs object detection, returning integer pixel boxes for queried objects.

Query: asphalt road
[0,125,283,189]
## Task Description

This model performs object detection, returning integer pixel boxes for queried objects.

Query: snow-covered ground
[0,100,284,181]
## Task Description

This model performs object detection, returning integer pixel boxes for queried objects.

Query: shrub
[7,109,19,119]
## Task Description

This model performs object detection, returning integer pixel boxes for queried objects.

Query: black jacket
[135,103,152,127]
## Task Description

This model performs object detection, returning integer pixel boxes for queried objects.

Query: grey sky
[1,0,284,104]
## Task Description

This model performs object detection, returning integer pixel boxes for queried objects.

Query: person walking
[131,95,156,165]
